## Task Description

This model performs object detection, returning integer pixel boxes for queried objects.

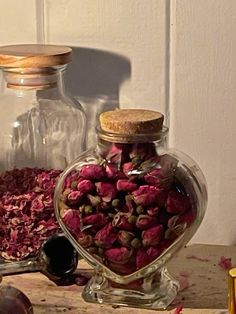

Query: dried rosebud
[61,209,80,234]
[80,164,105,180]
[104,143,129,164]
[94,223,117,248]
[67,190,83,205]
[144,168,164,187]
[142,224,164,246]
[84,205,94,214]
[109,262,136,275]
[122,162,134,177]
[178,208,195,226]
[77,232,93,248]
[146,246,161,261]
[166,191,190,214]
[132,185,167,207]
[77,179,95,194]
[70,181,78,189]
[96,182,117,202]
[105,164,125,179]
[131,238,142,249]
[87,194,101,207]
[116,179,137,192]
[136,248,150,269]
[83,213,108,228]
[117,230,135,247]
[136,215,158,230]
[114,215,134,231]
[105,247,133,264]
[147,206,159,216]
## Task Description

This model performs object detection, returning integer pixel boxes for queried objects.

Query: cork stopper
[100,109,164,135]
[0,44,72,68]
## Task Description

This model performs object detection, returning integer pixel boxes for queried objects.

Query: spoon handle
[0,259,39,276]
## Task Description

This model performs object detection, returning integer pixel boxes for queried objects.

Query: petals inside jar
[59,143,195,275]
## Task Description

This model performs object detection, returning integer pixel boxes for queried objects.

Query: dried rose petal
[173,305,183,314]
[96,182,117,202]
[105,247,133,264]
[83,213,108,228]
[80,164,105,180]
[142,224,164,246]
[136,214,158,230]
[218,256,232,270]
[132,185,167,207]
[136,248,150,269]
[94,223,117,248]
[77,179,95,193]
[116,179,137,192]
[62,209,80,234]
[166,190,190,214]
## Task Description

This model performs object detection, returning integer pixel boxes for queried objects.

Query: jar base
[82,267,179,310]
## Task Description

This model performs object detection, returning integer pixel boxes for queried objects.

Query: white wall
[0,0,235,245]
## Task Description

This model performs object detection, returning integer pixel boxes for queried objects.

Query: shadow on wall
[65,47,131,147]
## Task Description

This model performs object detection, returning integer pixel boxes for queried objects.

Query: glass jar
[54,109,207,310]
[0,45,86,264]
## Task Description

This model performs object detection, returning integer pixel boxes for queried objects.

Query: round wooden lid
[100,109,164,135]
[0,44,72,68]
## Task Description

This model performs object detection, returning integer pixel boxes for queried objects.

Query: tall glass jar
[54,109,207,310]
[0,44,86,263]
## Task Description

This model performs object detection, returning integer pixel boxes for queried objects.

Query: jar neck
[1,65,67,91]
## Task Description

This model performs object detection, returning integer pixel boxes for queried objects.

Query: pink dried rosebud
[96,182,117,202]
[105,247,133,264]
[80,164,105,180]
[122,162,134,177]
[142,224,164,246]
[87,194,101,207]
[166,191,191,214]
[114,215,134,231]
[117,230,135,247]
[116,179,137,192]
[136,248,150,269]
[132,185,167,207]
[94,223,117,248]
[61,209,80,234]
[67,190,83,205]
[109,262,136,275]
[105,164,125,179]
[83,213,108,228]
[147,206,159,216]
[77,232,93,248]
[77,179,95,194]
[147,246,161,261]
[136,215,158,230]
[144,168,163,187]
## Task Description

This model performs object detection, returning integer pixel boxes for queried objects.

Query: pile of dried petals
[60,142,195,275]
[0,168,62,261]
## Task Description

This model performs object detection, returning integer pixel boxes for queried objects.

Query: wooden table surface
[1,244,235,314]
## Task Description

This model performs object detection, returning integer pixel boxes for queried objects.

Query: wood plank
[1,244,235,313]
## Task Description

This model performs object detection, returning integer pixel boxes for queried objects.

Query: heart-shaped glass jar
[54,109,207,310]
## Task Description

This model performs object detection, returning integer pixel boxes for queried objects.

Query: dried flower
[62,209,80,234]
[105,164,125,179]
[114,215,134,231]
[122,162,134,177]
[96,182,117,202]
[67,190,83,205]
[142,225,164,246]
[94,223,117,248]
[87,194,101,207]
[132,185,167,207]
[136,214,158,230]
[109,262,136,275]
[166,191,190,214]
[147,206,159,216]
[146,246,161,261]
[117,230,135,247]
[105,247,133,264]
[77,179,95,194]
[136,248,150,269]
[80,164,105,180]
[83,213,108,228]
[77,232,93,248]
[218,256,232,270]
[116,179,137,192]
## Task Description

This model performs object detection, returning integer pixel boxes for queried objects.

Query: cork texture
[100,109,164,134]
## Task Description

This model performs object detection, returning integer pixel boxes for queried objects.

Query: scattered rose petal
[186,254,210,262]
[173,305,183,314]
[218,256,232,270]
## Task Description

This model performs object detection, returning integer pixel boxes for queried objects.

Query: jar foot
[82,267,179,310]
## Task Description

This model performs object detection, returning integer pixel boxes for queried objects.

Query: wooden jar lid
[100,109,164,135]
[0,44,72,68]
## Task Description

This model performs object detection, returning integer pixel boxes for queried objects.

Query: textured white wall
[0,0,236,245]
